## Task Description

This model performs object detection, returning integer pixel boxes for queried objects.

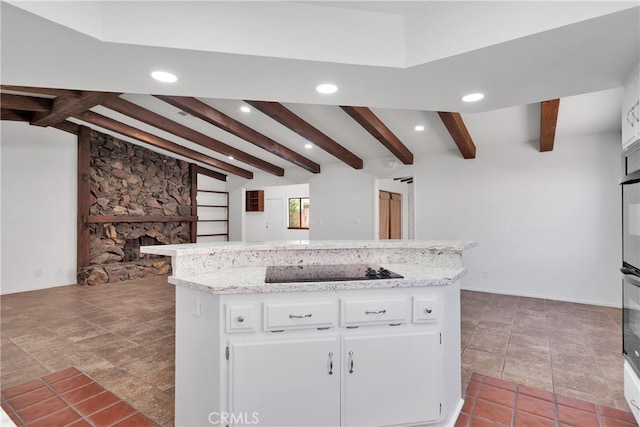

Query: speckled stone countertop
[141,240,477,278]
[169,264,467,295]
[142,240,477,256]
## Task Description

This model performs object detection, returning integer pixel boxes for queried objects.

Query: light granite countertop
[141,239,477,257]
[168,264,467,294]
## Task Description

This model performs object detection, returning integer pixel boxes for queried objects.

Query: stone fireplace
[77,130,194,285]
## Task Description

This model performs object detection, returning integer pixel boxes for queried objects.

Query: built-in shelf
[246,190,264,212]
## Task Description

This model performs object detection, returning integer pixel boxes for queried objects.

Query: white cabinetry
[342,332,441,426]
[174,282,462,427]
[622,64,640,149]
[624,361,640,424]
[229,337,341,426]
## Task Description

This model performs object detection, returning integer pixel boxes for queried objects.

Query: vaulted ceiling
[1,2,638,182]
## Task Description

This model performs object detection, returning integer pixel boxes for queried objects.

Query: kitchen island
[142,240,476,427]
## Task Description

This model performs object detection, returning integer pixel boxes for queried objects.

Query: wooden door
[379,191,401,239]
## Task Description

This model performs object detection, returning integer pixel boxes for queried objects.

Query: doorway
[379,191,402,239]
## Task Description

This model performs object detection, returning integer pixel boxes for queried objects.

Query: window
[288,198,309,229]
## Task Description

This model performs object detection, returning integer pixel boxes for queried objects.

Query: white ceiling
[1,1,638,178]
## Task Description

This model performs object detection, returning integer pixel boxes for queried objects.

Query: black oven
[622,141,640,376]
[622,142,640,273]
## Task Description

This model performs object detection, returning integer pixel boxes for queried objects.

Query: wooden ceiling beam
[31,91,116,127]
[245,100,364,169]
[1,93,53,112]
[52,120,81,135]
[155,95,321,174]
[196,165,227,182]
[1,85,81,98]
[341,106,413,164]
[1,108,33,121]
[437,112,477,159]
[101,96,284,176]
[540,99,560,152]
[73,110,252,179]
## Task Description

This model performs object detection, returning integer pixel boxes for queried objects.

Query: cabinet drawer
[341,298,409,327]
[413,297,441,324]
[226,304,258,333]
[264,301,337,331]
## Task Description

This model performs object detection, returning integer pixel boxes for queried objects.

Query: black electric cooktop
[265,264,404,283]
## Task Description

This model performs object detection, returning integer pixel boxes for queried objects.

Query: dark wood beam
[52,120,81,135]
[540,99,560,152]
[86,215,198,224]
[245,100,364,169]
[190,164,199,243]
[437,112,476,159]
[340,106,413,164]
[101,96,284,176]
[74,110,254,179]
[1,93,53,112]
[77,126,92,270]
[1,108,32,121]
[31,91,116,127]
[1,85,81,98]
[196,165,227,182]
[155,96,321,174]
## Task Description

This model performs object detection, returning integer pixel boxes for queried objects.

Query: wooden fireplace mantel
[86,215,198,224]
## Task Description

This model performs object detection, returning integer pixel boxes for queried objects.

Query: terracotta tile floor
[0,277,175,426]
[456,373,637,427]
[461,290,628,411]
[1,367,157,426]
[0,277,633,425]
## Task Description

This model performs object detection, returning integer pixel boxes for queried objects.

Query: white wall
[414,132,621,307]
[309,163,376,240]
[1,122,77,294]
[244,184,310,242]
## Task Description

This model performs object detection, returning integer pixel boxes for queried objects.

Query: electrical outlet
[483,271,490,280]
[34,269,42,278]
[192,296,202,317]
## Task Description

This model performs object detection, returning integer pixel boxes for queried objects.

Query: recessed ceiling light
[462,93,484,102]
[151,70,178,83]
[240,106,251,113]
[414,125,425,131]
[304,143,313,149]
[316,83,338,94]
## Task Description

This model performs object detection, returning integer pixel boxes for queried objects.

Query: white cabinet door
[624,361,640,424]
[342,331,441,427]
[229,336,340,427]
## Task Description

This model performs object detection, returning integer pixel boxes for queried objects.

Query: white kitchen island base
[142,240,476,427]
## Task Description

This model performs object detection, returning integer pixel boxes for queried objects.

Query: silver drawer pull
[364,309,386,315]
[289,313,312,319]
[425,308,433,314]
[348,351,354,373]
[328,352,334,375]
[236,316,245,323]
[631,399,639,410]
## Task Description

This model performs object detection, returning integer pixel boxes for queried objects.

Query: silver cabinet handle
[236,316,244,323]
[289,313,312,319]
[348,351,354,373]
[328,352,333,375]
[425,308,433,314]
[364,309,386,315]
[631,399,639,410]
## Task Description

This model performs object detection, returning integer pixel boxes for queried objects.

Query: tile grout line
[510,383,519,427]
